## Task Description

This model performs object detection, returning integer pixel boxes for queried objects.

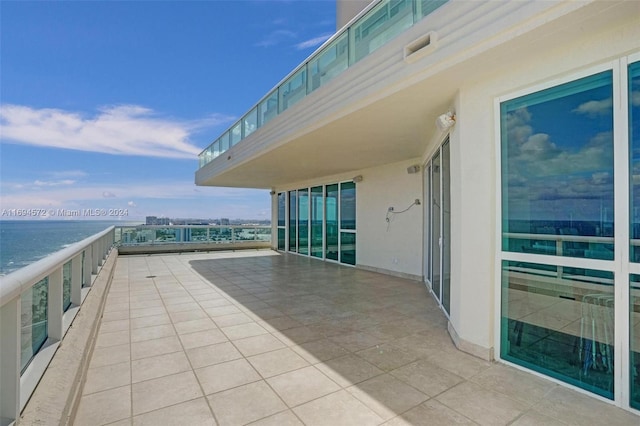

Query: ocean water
[0,220,140,276]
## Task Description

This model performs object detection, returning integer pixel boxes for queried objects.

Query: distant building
[220,218,230,225]
[195,0,640,412]
[145,216,170,225]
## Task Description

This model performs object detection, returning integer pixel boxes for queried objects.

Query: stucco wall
[356,158,424,278]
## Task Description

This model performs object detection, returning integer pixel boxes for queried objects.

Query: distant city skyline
[0,1,336,219]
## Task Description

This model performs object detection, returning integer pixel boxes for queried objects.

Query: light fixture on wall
[407,165,421,174]
[436,111,456,132]
[352,175,363,183]
[269,190,276,195]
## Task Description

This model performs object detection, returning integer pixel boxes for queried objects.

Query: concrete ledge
[356,264,422,282]
[19,249,118,426]
[118,241,271,255]
[448,321,494,361]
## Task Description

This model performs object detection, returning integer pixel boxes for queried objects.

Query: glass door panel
[311,186,324,258]
[289,191,297,252]
[431,151,441,299]
[298,189,309,255]
[326,184,339,261]
[442,140,451,314]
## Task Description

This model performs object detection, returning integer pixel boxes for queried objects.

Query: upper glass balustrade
[198,0,448,169]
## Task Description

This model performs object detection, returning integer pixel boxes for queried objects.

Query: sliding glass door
[426,137,451,315]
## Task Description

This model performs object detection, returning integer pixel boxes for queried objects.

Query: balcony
[3,231,639,424]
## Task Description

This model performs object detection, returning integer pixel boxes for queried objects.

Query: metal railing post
[48,268,63,341]
[83,248,92,287]
[71,254,83,306]
[0,297,20,425]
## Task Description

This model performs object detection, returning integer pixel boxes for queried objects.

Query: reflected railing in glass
[501,261,614,399]
[503,232,614,261]
[197,0,448,168]
[20,278,49,373]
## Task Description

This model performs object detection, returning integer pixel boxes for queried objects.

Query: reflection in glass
[419,0,448,19]
[21,278,49,373]
[231,123,242,146]
[308,33,348,93]
[442,140,451,314]
[340,182,356,230]
[298,188,309,255]
[311,186,324,258]
[259,90,279,127]
[280,69,307,112]
[431,151,441,299]
[501,71,614,260]
[629,62,640,262]
[352,0,413,63]
[277,192,286,227]
[244,107,258,138]
[278,228,286,251]
[501,261,614,398]
[340,232,356,265]
[221,131,230,152]
[289,191,297,253]
[631,274,640,409]
[63,260,72,311]
[326,184,339,261]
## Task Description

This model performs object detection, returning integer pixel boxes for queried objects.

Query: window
[501,71,614,260]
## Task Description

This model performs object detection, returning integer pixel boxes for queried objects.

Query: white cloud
[127,201,137,207]
[632,91,640,107]
[255,29,296,47]
[33,179,76,187]
[102,191,116,198]
[295,34,332,50]
[0,104,234,159]
[573,97,612,116]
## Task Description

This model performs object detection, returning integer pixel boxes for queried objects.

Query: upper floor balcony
[194,0,635,189]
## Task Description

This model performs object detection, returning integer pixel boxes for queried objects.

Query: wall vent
[404,31,438,64]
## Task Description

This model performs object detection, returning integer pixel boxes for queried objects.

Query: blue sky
[0,0,336,222]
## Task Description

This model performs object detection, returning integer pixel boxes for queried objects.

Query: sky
[0,0,336,222]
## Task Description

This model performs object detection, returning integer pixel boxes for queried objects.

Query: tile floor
[74,251,640,425]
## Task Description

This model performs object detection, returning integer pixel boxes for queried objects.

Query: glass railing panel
[631,274,640,409]
[213,140,220,158]
[63,260,72,311]
[234,227,256,242]
[198,1,450,170]
[244,107,258,138]
[255,227,272,242]
[21,277,49,373]
[220,131,230,153]
[189,227,208,242]
[419,0,447,19]
[501,260,614,399]
[231,122,242,146]
[155,228,180,243]
[210,227,232,243]
[279,68,307,112]
[352,0,414,64]
[308,32,349,93]
[259,89,279,127]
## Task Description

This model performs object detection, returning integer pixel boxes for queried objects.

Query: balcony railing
[115,224,271,246]
[197,0,448,169]
[0,227,115,426]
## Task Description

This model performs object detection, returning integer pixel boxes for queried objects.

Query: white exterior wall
[446,12,640,358]
[356,159,424,279]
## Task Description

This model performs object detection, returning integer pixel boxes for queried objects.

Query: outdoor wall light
[407,165,421,174]
[436,111,456,131]
[352,175,363,183]
[269,190,276,195]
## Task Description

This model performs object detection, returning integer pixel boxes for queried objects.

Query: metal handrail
[0,226,115,308]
